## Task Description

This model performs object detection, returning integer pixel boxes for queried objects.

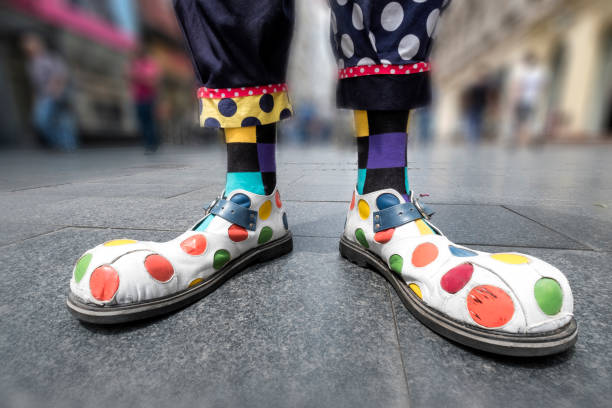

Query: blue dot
[282,212,288,230]
[230,193,251,208]
[204,117,220,128]
[218,98,237,117]
[259,94,274,113]
[241,117,262,127]
[449,245,477,257]
[280,108,292,120]
[376,193,400,210]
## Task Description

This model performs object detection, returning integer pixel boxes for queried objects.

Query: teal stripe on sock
[404,167,410,193]
[226,172,265,195]
[194,214,214,232]
[357,168,366,194]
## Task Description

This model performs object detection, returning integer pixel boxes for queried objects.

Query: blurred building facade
[434,0,612,142]
[0,0,195,147]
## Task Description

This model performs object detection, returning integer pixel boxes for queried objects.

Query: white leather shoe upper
[343,188,574,334]
[70,188,289,306]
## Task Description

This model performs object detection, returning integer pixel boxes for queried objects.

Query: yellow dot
[189,278,204,287]
[409,283,423,299]
[259,200,272,220]
[358,199,370,220]
[490,253,529,264]
[103,239,137,247]
[415,219,434,235]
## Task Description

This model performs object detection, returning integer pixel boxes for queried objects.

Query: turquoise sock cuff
[226,172,266,195]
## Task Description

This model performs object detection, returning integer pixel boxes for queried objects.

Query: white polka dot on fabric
[368,31,377,52]
[331,11,337,34]
[357,57,376,66]
[426,9,440,37]
[341,34,354,58]
[413,0,427,2]
[398,34,420,60]
[381,2,403,31]
[338,59,345,69]
[337,0,347,5]
[380,59,392,65]
[352,3,364,30]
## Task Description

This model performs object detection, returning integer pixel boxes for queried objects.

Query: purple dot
[218,98,237,117]
[259,94,274,113]
[204,117,220,128]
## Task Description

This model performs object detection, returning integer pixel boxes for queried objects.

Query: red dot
[412,242,439,267]
[228,224,248,242]
[350,192,355,210]
[440,263,473,294]
[374,228,394,244]
[275,190,282,208]
[144,254,174,282]
[467,285,514,328]
[90,265,119,301]
[180,234,207,255]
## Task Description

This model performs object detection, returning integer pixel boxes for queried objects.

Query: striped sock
[354,110,410,201]
[224,123,276,196]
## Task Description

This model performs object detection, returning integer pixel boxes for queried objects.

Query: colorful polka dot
[374,228,394,244]
[534,278,563,315]
[241,117,262,127]
[467,285,514,328]
[275,191,282,208]
[411,242,438,267]
[230,193,251,208]
[213,249,231,269]
[448,245,477,257]
[349,191,355,210]
[89,265,119,301]
[180,234,207,255]
[144,254,174,282]
[204,117,220,128]
[490,253,529,264]
[409,283,423,299]
[218,98,237,117]
[358,199,370,219]
[376,193,399,210]
[415,219,434,235]
[389,254,403,274]
[440,263,473,294]
[355,228,369,248]
[259,200,272,220]
[280,108,292,120]
[189,278,204,287]
[228,224,248,242]
[259,94,274,112]
[74,253,92,283]
[282,213,288,230]
[103,239,137,247]
[258,226,273,244]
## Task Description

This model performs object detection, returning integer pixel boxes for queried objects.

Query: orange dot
[467,285,515,328]
[180,234,207,255]
[144,254,174,282]
[374,228,395,244]
[349,192,355,210]
[275,190,282,208]
[89,265,119,301]
[411,242,439,267]
[228,224,248,242]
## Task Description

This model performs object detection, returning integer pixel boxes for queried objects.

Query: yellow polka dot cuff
[198,84,293,128]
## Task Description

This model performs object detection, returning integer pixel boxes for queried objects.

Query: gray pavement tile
[505,205,612,251]
[0,222,64,246]
[0,230,408,408]
[388,246,612,408]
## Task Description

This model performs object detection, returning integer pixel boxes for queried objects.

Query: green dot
[74,253,92,283]
[258,226,273,244]
[534,278,563,315]
[213,249,231,269]
[355,228,369,248]
[389,254,403,274]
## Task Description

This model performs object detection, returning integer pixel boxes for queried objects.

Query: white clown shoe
[67,188,292,324]
[339,188,577,356]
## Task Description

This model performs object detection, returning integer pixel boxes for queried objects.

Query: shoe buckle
[204,195,221,215]
[412,194,432,220]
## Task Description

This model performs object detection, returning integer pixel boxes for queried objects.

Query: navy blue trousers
[173,0,451,128]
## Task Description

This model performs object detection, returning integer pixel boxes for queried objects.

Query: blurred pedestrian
[463,69,489,144]
[130,47,160,152]
[21,33,76,151]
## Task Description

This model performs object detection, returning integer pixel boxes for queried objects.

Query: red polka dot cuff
[197,83,288,99]
[338,62,430,79]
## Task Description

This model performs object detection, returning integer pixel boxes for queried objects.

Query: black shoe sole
[339,236,577,357]
[67,232,293,324]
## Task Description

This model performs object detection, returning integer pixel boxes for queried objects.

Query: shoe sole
[67,232,293,324]
[339,236,577,357]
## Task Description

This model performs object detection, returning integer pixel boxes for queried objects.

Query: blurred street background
[0,0,611,149]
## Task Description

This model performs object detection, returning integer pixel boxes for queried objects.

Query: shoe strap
[206,197,258,231]
[372,197,434,232]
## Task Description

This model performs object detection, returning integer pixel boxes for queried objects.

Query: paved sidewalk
[1,144,611,408]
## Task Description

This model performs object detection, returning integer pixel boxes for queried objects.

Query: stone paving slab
[0,231,408,408]
[390,246,612,408]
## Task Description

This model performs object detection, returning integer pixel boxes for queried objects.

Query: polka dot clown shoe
[67,188,292,324]
[339,188,577,356]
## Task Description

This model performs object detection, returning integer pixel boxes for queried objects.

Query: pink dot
[144,254,174,282]
[440,263,474,294]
